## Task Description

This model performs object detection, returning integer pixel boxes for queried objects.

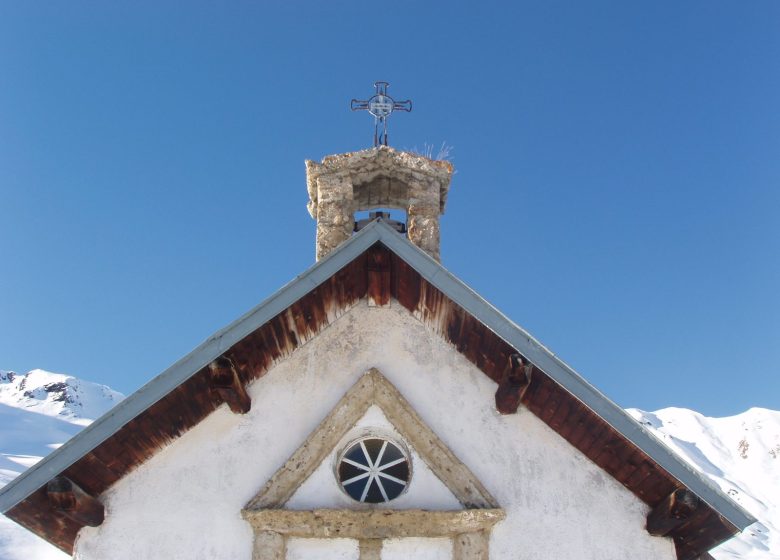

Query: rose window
[336,437,410,503]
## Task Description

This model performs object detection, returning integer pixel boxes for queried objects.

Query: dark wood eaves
[0,221,754,558]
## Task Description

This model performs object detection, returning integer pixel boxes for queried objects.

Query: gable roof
[0,219,755,558]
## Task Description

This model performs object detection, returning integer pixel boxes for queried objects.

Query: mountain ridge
[627,406,779,558]
[0,369,124,559]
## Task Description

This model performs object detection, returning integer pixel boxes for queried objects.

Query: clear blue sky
[1,2,778,416]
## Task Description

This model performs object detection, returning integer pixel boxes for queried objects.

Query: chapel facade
[0,146,754,560]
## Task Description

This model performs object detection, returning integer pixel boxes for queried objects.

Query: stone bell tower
[306,146,453,261]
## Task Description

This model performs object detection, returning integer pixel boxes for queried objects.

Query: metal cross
[351,82,412,147]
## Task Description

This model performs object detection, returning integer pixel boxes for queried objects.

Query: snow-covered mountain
[0,369,124,560]
[0,369,776,559]
[0,369,123,429]
[628,407,780,559]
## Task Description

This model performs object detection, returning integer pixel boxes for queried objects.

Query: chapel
[0,114,754,560]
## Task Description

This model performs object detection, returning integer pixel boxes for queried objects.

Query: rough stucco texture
[382,537,452,560]
[287,538,357,560]
[73,302,676,560]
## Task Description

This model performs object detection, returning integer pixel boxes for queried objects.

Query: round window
[336,437,410,503]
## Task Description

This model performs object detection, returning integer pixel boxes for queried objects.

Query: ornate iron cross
[351,82,412,147]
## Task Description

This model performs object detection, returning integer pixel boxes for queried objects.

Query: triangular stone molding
[244,368,499,511]
[243,369,503,559]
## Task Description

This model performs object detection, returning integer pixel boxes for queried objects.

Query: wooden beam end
[646,488,700,537]
[495,354,532,415]
[47,476,104,527]
[209,357,251,414]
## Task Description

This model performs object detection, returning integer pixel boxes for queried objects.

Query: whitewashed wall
[74,302,676,560]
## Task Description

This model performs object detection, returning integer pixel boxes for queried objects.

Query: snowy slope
[628,407,780,559]
[0,368,775,559]
[0,369,123,429]
[0,370,123,560]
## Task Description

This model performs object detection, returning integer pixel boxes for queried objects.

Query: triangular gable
[242,369,504,558]
[245,368,498,510]
[284,405,463,511]
[0,219,755,558]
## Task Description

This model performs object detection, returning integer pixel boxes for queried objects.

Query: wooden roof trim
[4,256,371,554]
[373,227,755,532]
[0,223,386,515]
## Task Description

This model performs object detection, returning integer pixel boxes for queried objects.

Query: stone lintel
[242,509,505,540]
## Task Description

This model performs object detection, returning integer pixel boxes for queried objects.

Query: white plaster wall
[382,537,451,560]
[287,538,358,560]
[74,301,676,560]
[284,536,452,560]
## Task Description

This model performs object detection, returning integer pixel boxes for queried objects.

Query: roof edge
[372,223,756,530]
[0,219,756,534]
[0,222,388,513]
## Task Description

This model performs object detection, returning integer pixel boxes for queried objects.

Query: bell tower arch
[306,146,453,261]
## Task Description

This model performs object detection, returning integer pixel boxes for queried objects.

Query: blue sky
[1,2,778,416]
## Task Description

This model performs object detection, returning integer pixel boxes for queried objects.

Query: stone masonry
[306,146,453,261]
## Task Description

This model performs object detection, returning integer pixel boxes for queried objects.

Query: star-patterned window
[336,437,410,503]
